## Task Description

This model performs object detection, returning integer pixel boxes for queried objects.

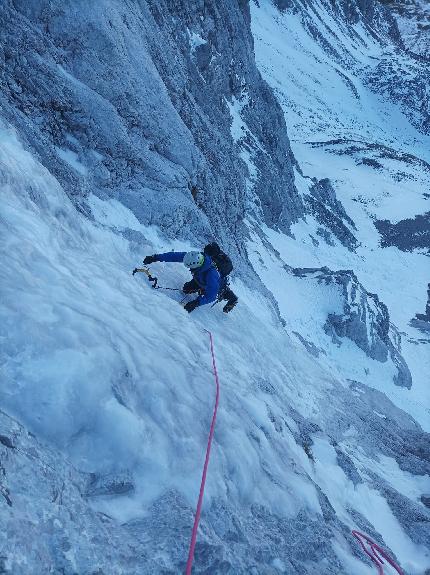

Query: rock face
[379,0,430,58]
[1,0,429,573]
[375,212,430,252]
[293,267,412,387]
[0,0,303,254]
[0,409,160,574]
[411,282,430,331]
[304,178,358,250]
[421,283,430,320]
[273,0,430,135]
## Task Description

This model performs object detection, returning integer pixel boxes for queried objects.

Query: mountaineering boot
[221,287,238,313]
[223,300,237,313]
[184,299,199,313]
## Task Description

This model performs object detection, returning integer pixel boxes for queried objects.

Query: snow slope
[249,0,430,429]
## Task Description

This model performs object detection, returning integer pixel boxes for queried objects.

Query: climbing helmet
[183,251,205,269]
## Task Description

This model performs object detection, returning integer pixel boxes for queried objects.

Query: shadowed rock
[304,178,358,251]
[374,212,430,252]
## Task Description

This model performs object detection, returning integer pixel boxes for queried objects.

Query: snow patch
[55,146,87,176]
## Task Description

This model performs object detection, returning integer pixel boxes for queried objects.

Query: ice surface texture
[1,0,430,573]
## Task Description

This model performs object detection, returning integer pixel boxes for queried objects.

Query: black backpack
[204,242,233,277]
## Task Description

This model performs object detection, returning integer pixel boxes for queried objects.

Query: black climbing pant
[183,280,238,312]
[221,287,238,313]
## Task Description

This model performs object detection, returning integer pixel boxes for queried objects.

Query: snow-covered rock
[0,0,303,256]
[380,0,430,58]
[292,267,412,387]
[0,409,160,574]
[303,178,358,251]
[411,282,430,332]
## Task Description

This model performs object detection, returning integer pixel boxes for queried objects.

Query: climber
[143,251,220,313]
[203,242,238,313]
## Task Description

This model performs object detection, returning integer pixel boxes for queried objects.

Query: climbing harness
[132,266,181,291]
[352,530,404,574]
[185,330,220,575]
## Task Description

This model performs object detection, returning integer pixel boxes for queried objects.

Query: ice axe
[132,266,158,288]
[132,265,182,292]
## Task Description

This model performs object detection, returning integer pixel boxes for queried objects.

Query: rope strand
[185,330,220,574]
[352,530,404,574]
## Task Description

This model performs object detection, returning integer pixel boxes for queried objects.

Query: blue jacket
[155,252,221,306]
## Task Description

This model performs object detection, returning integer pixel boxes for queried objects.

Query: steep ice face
[0,408,162,574]
[1,0,430,573]
[1,117,429,574]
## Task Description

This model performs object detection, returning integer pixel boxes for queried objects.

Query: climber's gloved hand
[143,255,158,265]
[184,299,199,313]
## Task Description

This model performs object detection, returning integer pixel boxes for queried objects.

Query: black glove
[143,255,158,265]
[184,299,199,313]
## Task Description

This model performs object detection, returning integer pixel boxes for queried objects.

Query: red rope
[185,330,220,575]
[352,530,404,574]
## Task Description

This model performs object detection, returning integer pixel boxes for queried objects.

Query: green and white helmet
[183,251,204,269]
